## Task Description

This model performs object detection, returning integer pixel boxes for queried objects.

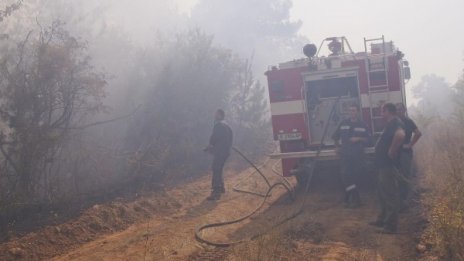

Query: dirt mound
[0,192,181,261]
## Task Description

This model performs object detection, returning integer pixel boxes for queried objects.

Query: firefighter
[328,39,342,56]
[332,104,369,208]
[396,103,422,208]
[204,109,233,201]
[369,103,405,234]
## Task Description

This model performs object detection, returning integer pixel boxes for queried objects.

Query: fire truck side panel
[267,67,308,142]
[282,158,298,177]
[267,67,306,103]
[267,66,309,177]
[279,138,306,177]
[271,114,309,141]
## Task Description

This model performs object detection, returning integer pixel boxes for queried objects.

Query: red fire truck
[266,36,411,181]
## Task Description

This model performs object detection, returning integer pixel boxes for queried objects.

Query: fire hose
[194,147,294,247]
[231,150,293,198]
[194,98,341,247]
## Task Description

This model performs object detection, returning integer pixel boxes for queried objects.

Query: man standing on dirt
[204,109,233,201]
[332,104,369,208]
[396,103,422,209]
[369,103,405,234]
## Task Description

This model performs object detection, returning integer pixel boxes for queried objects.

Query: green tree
[228,60,271,158]
[123,30,272,182]
[124,30,242,181]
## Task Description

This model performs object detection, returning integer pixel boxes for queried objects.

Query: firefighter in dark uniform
[396,103,422,207]
[332,104,369,208]
[204,109,233,201]
[369,103,405,234]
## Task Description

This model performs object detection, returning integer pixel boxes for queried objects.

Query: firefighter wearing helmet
[332,104,370,208]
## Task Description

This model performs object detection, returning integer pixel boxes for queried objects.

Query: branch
[0,0,23,23]
[15,30,34,70]
[62,104,141,130]
[0,141,19,175]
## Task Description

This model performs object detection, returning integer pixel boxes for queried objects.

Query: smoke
[410,74,454,118]
[0,0,308,204]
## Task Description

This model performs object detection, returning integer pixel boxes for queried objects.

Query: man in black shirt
[204,109,233,200]
[396,103,422,205]
[332,105,369,208]
[369,103,405,234]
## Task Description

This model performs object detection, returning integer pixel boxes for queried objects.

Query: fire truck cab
[266,36,411,178]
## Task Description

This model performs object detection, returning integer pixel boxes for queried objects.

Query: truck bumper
[269,147,375,161]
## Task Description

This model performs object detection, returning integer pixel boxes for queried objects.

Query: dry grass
[229,230,295,261]
[415,120,464,260]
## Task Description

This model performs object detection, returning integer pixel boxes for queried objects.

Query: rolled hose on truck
[194,97,341,247]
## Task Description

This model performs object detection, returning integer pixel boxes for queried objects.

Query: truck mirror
[404,67,411,80]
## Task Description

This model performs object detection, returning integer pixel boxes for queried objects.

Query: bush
[415,121,464,260]
[0,21,106,203]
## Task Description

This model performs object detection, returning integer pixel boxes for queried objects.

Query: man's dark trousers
[399,150,413,201]
[340,153,363,204]
[212,154,228,193]
[377,165,401,230]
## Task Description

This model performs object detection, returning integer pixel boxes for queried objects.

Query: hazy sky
[292,0,464,88]
[175,0,463,89]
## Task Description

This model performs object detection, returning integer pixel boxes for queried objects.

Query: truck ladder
[364,35,390,135]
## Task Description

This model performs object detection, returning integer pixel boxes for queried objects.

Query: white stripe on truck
[270,100,304,116]
[360,91,404,108]
[270,91,403,115]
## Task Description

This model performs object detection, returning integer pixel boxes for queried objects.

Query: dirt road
[1,160,424,260]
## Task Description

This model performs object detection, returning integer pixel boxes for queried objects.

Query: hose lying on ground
[195,147,294,247]
[195,97,341,247]
[231,148,293,198]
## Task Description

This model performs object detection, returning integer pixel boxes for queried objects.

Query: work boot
[206,192,221,201]
[344,191,360,209]
[343,191,351,208]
